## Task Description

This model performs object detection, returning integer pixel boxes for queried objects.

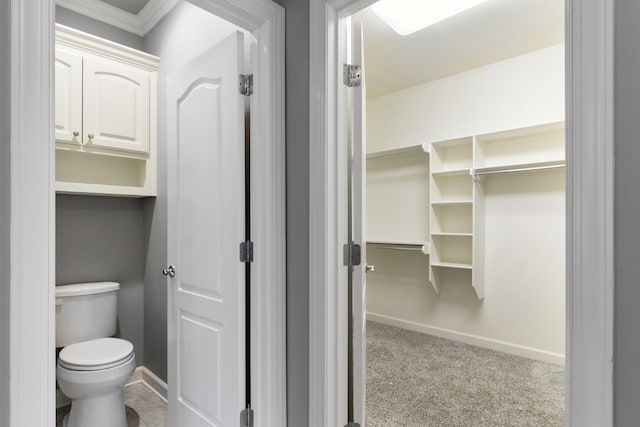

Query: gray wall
[614,1,640,424]
[55,6,143,50]
[56,195,145,364]
[0,0,11,423]
[142,1,243,382]
[279,0,310,425]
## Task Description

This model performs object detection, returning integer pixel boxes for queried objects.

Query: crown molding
[139,0,182,35]
[56,0,180,36]
[56,23,160,70]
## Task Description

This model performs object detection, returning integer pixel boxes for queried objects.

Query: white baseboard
[126,366,168,402]
[367,312,566,366]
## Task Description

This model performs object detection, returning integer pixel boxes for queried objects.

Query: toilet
[56,282,135,427]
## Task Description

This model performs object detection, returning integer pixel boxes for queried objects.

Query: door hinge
[240,241,254,263]
[239,74,253,96]
[343,63,362,87]
[240,407,254,427]
[343,242,361,267]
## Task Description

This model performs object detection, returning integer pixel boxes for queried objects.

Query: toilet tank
[55,282,120,348]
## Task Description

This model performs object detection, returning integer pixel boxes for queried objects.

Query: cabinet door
[55,46,82,145]
[83,56,150,154]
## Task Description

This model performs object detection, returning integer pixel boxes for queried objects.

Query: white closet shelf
[431,200,473,206]
[56,182,154,198]
[472,159,565,176]
[431,261,473,270]
[366,143,429,160]
[475,121,564,142]
[431,168,471,177]
[367,239,430,254]
[431,232,472,237]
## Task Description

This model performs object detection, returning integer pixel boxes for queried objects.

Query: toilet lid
[59,338,134,371]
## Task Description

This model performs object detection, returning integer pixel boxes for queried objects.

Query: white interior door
[351,21,367,427]
[166,32,246,427]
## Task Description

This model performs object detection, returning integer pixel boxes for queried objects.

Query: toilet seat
[59,338,134,371]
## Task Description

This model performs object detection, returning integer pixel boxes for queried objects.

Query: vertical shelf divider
[471,137,485,299]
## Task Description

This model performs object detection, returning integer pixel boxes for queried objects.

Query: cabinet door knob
[87,133,94,140]
[162,265,176,277]
[365,264,375,273]
[72,131,79,137]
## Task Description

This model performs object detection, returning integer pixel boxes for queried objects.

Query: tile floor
[56,382,167,427]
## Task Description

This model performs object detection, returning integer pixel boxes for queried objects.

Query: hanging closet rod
[367,242,429,254]
[473,163,565,177]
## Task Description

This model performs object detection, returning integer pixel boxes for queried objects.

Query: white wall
[367,44,565,152]
[366,44,565,364]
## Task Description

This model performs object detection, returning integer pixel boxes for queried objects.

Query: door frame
[7,0,286,426]
[309,0,614,426]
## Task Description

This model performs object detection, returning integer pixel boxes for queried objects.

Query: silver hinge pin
[239,74,253,96]
[240,241,254,263]
[240,407,254,427]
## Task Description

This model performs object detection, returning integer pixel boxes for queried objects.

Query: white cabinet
[83,57,150,154]
[55,24,159,197]
[54,46,82,145]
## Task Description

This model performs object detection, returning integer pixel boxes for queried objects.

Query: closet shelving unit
[429,121,565,299]
[366,143,430,257]
[428,137,474,293]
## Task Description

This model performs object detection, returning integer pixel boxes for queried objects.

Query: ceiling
[101,0,150,14]
[353,0,564,99]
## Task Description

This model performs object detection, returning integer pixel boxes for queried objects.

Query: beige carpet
[366,321,564,427]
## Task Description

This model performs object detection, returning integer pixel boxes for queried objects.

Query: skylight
[372,0,491,36]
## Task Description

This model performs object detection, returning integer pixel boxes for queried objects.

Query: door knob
[87,133,94,140]
[72,131,79,137]
[162,265,176,277]
[365,264,375,273]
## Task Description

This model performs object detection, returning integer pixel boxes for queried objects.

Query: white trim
[309,0,614,426]
[56,0,143,35]
[127,366,169,402]
[309,2,340,425]
[367,313,565,366]
[55,23,160,70]
[56,0,181,36]
[138,0,182,35]
[10,0,56,426]
[10,0,285,426]
[565,0,614,425]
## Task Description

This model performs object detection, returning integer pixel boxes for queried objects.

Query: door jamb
[308,0,614,426]
[7,0,286,426]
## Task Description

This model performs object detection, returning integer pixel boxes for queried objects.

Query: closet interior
[357,0,566,380]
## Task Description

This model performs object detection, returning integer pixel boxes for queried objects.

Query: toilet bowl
[57,338,136,427]
[55,282,135,427]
